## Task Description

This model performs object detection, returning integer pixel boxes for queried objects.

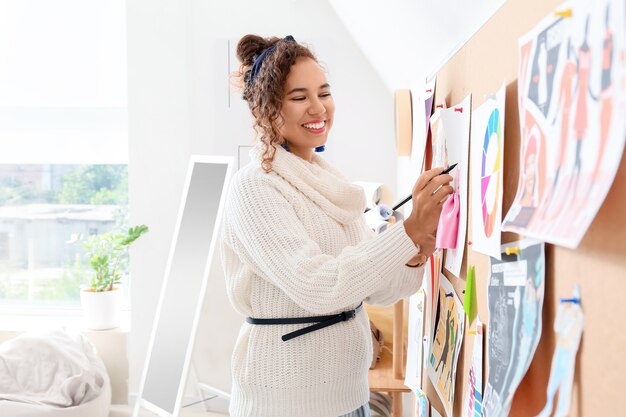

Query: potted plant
[75,224,149,330]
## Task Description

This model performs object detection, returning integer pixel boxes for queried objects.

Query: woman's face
[278,57,335,159]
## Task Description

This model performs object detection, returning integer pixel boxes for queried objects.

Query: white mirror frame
[134,155,234,417]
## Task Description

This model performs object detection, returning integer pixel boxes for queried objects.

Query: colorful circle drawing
[481,108,502,237]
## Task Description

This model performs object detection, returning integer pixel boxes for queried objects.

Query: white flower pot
[80,287,122,330]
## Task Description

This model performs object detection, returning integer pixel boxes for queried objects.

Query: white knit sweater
[219,145,424,417]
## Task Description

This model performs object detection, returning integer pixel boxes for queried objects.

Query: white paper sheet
[470,84,506,260]
[405,288,427,391]
[441,94,472,277]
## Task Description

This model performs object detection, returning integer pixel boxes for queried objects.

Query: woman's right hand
[403,168,454,256]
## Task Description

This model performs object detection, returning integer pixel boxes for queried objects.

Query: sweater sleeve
[354,213,425,306]
[223,173,423,314]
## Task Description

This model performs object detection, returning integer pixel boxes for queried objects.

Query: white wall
[126,0,397,401]
[126,0,193,402]
[327,0,508,209]
[327,0,507,91]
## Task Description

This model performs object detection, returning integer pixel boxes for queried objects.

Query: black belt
[246,303,364,342]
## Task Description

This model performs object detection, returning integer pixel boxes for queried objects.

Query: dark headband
[247,35,296,85]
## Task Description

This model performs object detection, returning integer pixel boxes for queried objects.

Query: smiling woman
[220,34,453,417]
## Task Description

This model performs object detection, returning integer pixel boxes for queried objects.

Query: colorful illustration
[483,240,545,417]
[481,109,502,236]
[536,286,584,417]
[441,95,472,277]
[423,250,443,367]
[470,83,505,259]
[503,0,626,248]
[427,275,465,417]
[462,319,484,417]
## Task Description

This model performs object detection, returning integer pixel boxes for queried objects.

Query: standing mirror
[134,156,233,417]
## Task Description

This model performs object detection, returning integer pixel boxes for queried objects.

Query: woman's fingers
[433,184,454,203]
[413,167,445,193]
[424,174,454,195]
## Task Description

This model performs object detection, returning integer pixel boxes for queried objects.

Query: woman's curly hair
[233,34,317,172]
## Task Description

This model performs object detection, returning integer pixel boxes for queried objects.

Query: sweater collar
[250,145,366,225]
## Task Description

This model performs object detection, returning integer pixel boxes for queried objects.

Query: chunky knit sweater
[219,145,424,417]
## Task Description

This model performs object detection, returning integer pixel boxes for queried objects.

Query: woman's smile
[302,120,327,134]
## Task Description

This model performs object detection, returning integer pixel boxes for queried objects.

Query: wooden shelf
[366,300,410,417]
[368,342,410,392]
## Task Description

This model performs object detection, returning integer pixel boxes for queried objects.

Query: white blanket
[0,328,111,417]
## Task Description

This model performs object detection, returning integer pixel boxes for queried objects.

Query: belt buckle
[341,309,356,321]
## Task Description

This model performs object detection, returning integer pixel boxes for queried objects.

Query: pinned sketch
[503,0,626,248]
[536,286,584,417]
[424,250,444,363]
[441,95,472,277]
[462,319,484,417]
[413,388,430,417]
[412,78,437,174]
[427,275,465,417]
[483,240,545,417]
[471,84,506,259]
[405,288,427,391]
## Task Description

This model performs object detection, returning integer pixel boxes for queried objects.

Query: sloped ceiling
[327,0,507,92]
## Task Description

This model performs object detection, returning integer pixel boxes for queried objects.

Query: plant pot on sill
[79,287,122,330]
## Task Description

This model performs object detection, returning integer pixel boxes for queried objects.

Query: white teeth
[303,121,325,129]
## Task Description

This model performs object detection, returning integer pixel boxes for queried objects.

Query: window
[0,164,128,309]
[0,1,128,310]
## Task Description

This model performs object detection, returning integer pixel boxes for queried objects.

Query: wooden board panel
[421,1,626,416]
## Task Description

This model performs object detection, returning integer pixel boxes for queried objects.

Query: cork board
[422,0,626,416]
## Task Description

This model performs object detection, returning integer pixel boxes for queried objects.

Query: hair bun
[236,34,279,67]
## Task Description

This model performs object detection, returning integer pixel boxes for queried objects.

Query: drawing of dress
[554,61,577,185]
[592,30,614,182]
[569,47,592,196]
[537,42,548,114]
[573,49,591,140]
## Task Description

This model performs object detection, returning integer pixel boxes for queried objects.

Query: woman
[220,34,453,417]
